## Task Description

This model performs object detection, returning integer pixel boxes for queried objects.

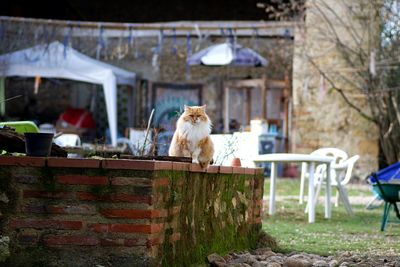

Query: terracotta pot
[230,157,241,167]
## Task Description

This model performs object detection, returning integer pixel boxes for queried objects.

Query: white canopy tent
[0,41,136,146]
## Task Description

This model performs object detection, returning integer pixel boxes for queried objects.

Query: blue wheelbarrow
[367,162,400,231]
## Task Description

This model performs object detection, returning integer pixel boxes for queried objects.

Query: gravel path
[207,248,400,267]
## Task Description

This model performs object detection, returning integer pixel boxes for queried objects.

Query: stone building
[292,0,380,178]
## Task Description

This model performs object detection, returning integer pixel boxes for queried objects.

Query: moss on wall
[158,170,262,266]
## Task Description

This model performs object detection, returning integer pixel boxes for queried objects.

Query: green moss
[159,171,261,267]
[40,166,57,192]
[89,184,115,196]
[5,247,52,267]
[161,223,260,267]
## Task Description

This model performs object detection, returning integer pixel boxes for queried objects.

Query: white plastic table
[253,153,334,223]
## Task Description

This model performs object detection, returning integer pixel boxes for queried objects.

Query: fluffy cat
[168,105,214,169]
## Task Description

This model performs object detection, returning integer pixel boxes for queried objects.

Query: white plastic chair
[299,148,348,204]
[39,123,56,134]
[54,133,81,147]
[311,155,360,215]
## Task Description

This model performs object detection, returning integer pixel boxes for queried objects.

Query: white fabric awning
[0,41,136,146]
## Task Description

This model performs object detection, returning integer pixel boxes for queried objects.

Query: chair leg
[381,202,391,231]
[299,162,307,204]
[313,178,323,207]
[336,184,353,215]
[335,189,339,207]
[305,180,322,214]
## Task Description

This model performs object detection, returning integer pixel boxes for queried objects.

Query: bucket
[24,133,54,157]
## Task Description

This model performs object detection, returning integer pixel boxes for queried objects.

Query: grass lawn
[262,178,400,256]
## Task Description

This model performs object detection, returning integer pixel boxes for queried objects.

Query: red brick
[232,167,247,174]
[57,175,108,185]
[169,232,181,243]
[23,204,96,215]
[150,223,164,233]
[10,219,82,230]
[100,238,124,246]
[245,168,256,175]
[89,223,163,233]
[100,237,146,247]
[254,167,265,175]
[77,192,152,204]
[146,237,160,247]
[252,217,262,224]
[154,161,173,170]
[102,159,155,170]
[219,166,233,174]
[254,178,263,189]
[171,206,181,215]
[206,165,220,173]
[0,156,45,167]
[253,199,263,207]
[189,163,206,173]
[100,209,167,219]
[18,231,38,245]
[253,208,261,216]
[23,190,73,199]
[110,177,151,186]
[47,157,101,168]
[44,235,99,246]
[153,178,169,187]
[14,175,39,184]
[172,162,190,171]
[124,238,144,247]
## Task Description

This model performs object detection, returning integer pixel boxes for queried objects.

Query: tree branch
[307,57,378,123]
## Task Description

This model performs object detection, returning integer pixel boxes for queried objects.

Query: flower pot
[230,157,242,167]
[24,133,54,157]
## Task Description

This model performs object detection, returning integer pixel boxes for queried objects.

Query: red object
[283,164,298,178]
[58,108,96,129]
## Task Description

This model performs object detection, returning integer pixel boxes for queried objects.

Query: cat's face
[181,105,209,125]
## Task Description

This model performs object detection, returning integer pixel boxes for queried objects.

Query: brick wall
[0,156,264,266]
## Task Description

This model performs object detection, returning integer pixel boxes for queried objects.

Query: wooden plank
[246,88,252,124]
[224,86,230,133]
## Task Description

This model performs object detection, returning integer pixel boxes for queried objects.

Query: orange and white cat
[168,105,214,169]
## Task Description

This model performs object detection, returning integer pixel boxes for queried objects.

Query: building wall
[1,27,293,136]
[291,0,379,178]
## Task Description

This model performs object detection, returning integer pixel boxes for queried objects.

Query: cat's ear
[200,105,207,110]
[184,105,189,111]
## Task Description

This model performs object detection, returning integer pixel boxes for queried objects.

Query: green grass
[262,179,400,256]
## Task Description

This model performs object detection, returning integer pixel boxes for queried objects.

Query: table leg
[299,162,307,204]
[308,162,315,223]
[325,162,332,219]
[269,162,277,215]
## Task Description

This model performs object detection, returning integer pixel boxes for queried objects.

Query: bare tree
[259,0,400,166]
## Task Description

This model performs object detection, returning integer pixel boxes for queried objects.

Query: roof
[0,41,136,85]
